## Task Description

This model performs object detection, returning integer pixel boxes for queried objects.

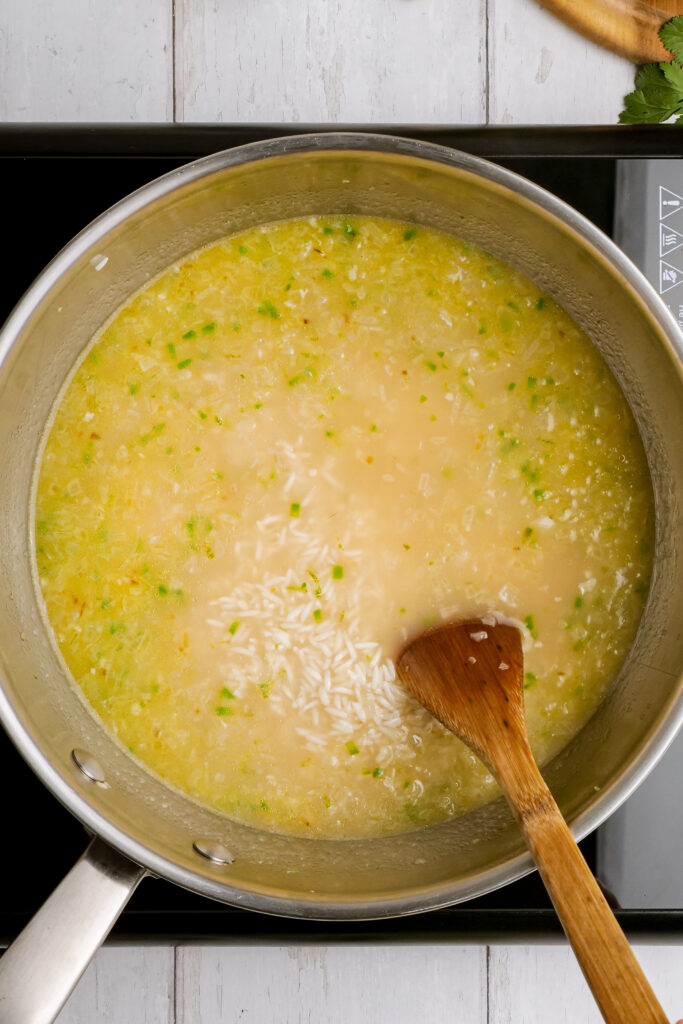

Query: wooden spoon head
[396,618,526,772]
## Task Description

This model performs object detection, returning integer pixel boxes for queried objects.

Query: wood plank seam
[486,0,491,124]
[486,945,492,1024]
[172,0,177,123]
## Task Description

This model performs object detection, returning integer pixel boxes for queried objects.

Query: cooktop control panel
[615,159,683,330]
[597,159,683,910]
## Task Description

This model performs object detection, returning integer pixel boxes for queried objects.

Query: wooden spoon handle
[395,619,667,1021]
[502,756,668,1024]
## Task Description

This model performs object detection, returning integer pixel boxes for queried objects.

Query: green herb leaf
[346,741,359,755]
[498,310,514,332]
[524,614,539,639]
[619,19,683,124]
[660,16,683,60]
[621,71,683,123]
[662,60,683,91]
[257,300,280,319]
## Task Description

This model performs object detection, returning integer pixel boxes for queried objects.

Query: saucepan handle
[0,836,145,1024]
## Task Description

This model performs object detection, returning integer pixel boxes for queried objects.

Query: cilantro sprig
[620,17,683,124]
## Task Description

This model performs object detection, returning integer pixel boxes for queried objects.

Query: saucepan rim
[1,131,683,920]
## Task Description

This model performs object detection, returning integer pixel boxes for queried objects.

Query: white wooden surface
[1,0,637,124]
[176,0,487,123]
[487,0,636,124]
[175,946,487,1022]
[0,0,172,122]
[488,945,683,1023]
[54,943,683,1023]
[3,1,679,1021]
[55,947,174,1024]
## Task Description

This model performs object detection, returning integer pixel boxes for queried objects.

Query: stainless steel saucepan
[0,134,682,1024]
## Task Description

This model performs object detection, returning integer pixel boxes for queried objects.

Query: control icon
[660,222,683,258]
[659,259,683,294]
[659,186,683,220]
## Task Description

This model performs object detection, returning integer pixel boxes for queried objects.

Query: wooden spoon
[397,618,669,1024]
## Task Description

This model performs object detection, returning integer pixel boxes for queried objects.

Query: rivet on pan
[71,748,107,784]
[193,839,234,866]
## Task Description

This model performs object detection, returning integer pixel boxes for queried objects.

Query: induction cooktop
[0,125,681,944]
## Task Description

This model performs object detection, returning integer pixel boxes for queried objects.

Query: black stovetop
[1,125,682,944]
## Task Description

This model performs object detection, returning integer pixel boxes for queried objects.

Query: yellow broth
[34,216,654,838]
